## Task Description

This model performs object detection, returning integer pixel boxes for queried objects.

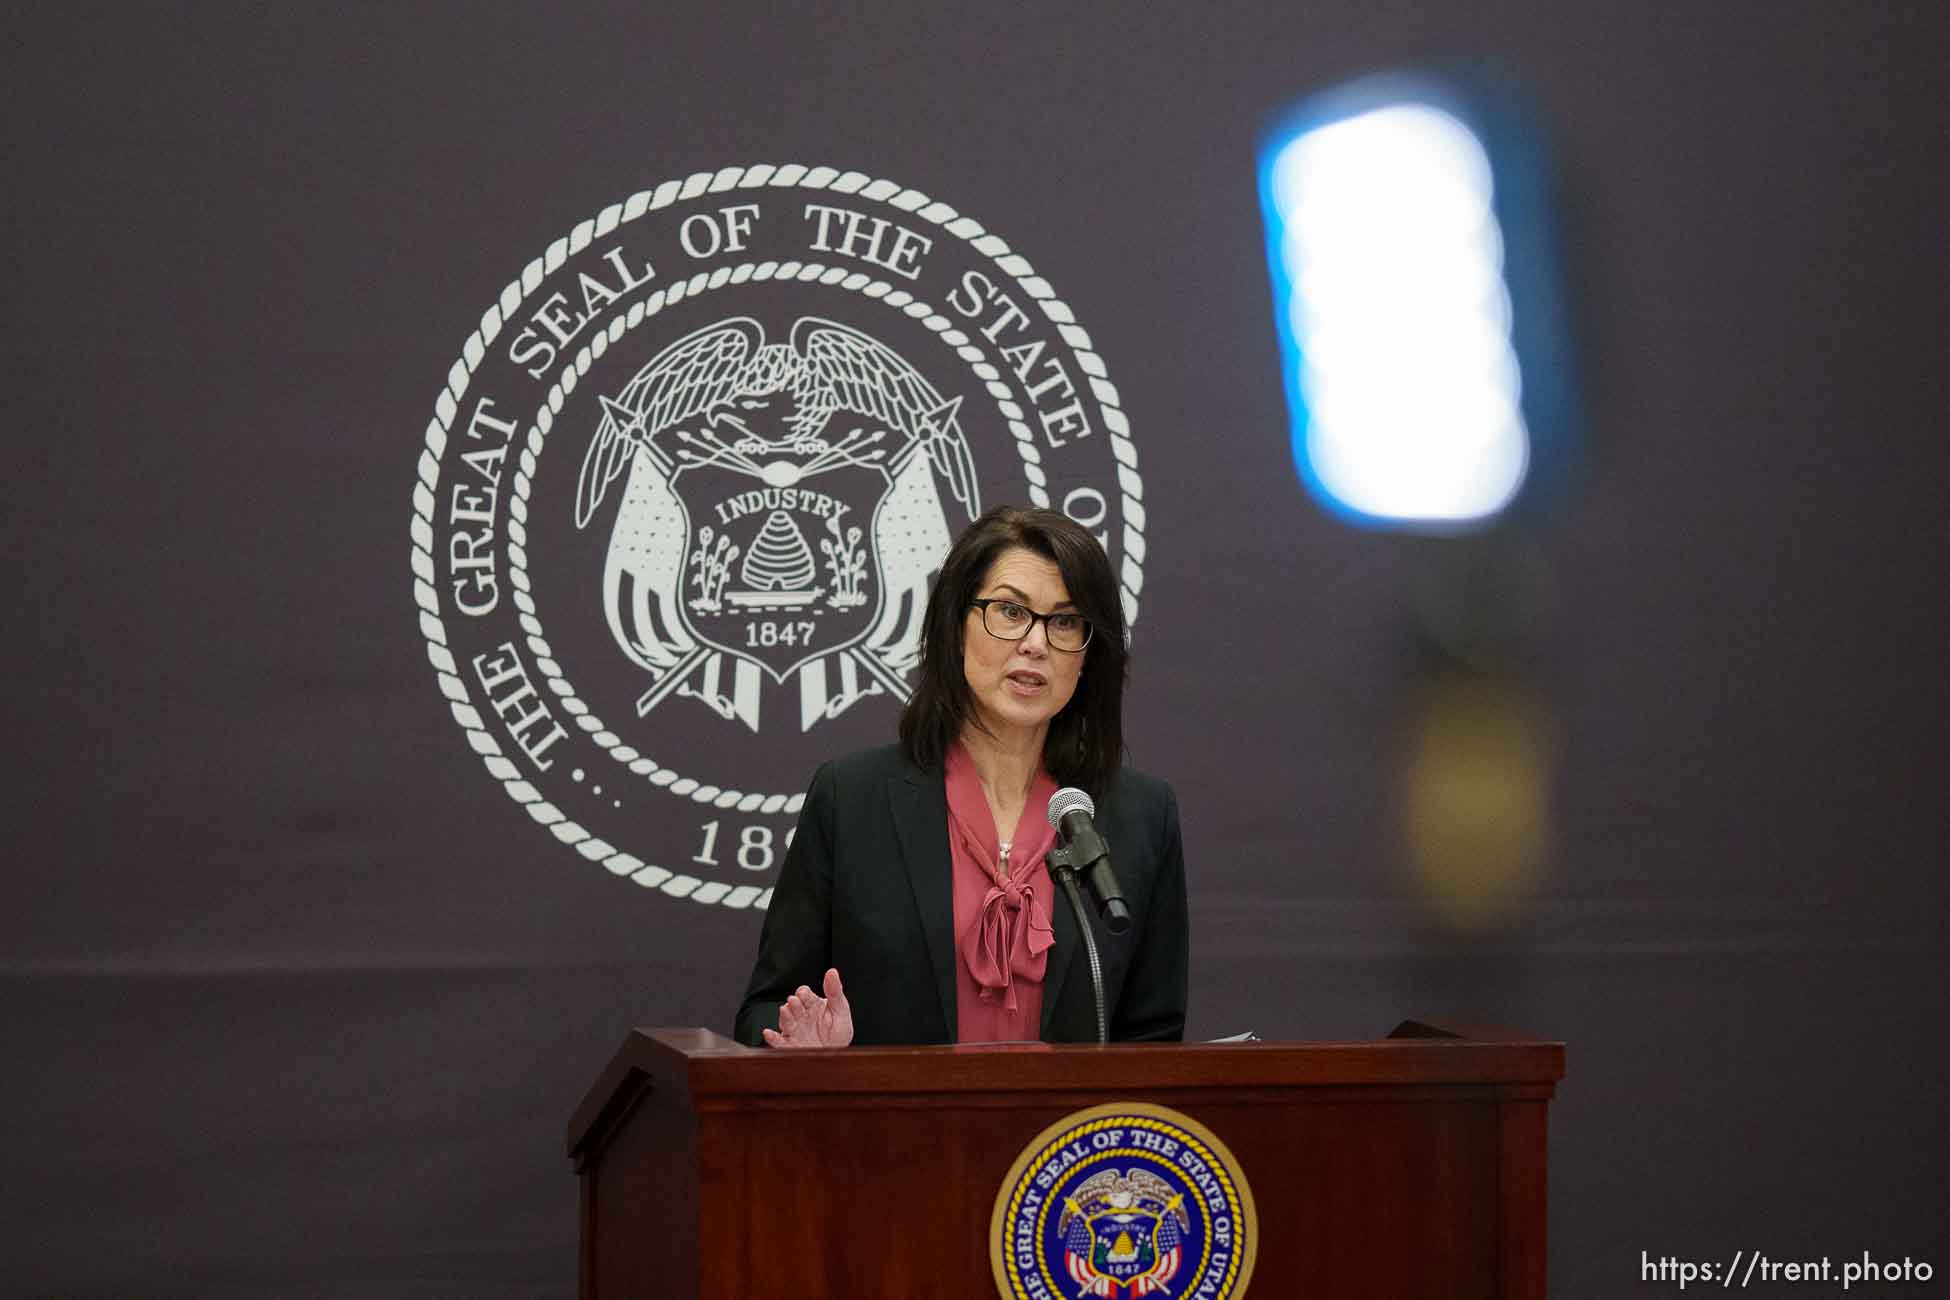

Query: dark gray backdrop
[4,3,1945,1297]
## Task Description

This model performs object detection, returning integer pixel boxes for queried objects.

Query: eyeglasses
[969,598,1093,652]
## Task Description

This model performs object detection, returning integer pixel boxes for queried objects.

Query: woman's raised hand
[761,966,854,1048]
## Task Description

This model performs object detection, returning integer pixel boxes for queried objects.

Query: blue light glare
[1261,93,1535,528]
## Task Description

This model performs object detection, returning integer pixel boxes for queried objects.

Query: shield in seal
[668,453,888,684]
[1059,1168,1188,1294]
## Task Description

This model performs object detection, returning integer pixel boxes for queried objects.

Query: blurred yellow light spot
[1402,675,1555,932]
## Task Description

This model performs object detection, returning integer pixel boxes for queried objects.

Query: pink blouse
[945,742,1061,1043]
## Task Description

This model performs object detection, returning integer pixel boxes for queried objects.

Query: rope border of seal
[409,164,1144,909]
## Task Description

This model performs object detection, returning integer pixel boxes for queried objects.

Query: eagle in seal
[573,316,979,732]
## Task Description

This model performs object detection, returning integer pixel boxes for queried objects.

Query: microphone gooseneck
[1043,787,1132,1046]
[1053,867,1108,1044]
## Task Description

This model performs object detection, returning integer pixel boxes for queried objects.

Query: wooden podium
[566,1024,1564,1299]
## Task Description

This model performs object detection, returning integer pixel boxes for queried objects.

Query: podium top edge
[569,1027,1565,1155]
[615,1025,1566,1090]
[633,1025,1566,1056]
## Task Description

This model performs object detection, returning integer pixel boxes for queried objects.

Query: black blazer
[734,745,1188,1046]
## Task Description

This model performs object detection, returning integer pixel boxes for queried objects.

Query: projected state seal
[409,165,1144,912]
[991,1103,1258,1300]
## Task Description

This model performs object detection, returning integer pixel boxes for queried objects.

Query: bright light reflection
[1270,103,1530,523]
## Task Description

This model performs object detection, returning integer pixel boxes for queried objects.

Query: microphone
[1046,788,1132,935]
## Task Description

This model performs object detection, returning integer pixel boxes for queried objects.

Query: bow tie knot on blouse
[945,743,1060,1026]
[959,844,1055,1010]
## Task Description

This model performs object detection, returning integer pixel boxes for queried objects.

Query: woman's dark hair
[898,505,1128,795]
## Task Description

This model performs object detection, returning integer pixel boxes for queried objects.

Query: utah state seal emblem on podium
[991,1102,1259,1299]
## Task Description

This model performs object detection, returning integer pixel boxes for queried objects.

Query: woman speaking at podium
[734,505,1187,1047]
